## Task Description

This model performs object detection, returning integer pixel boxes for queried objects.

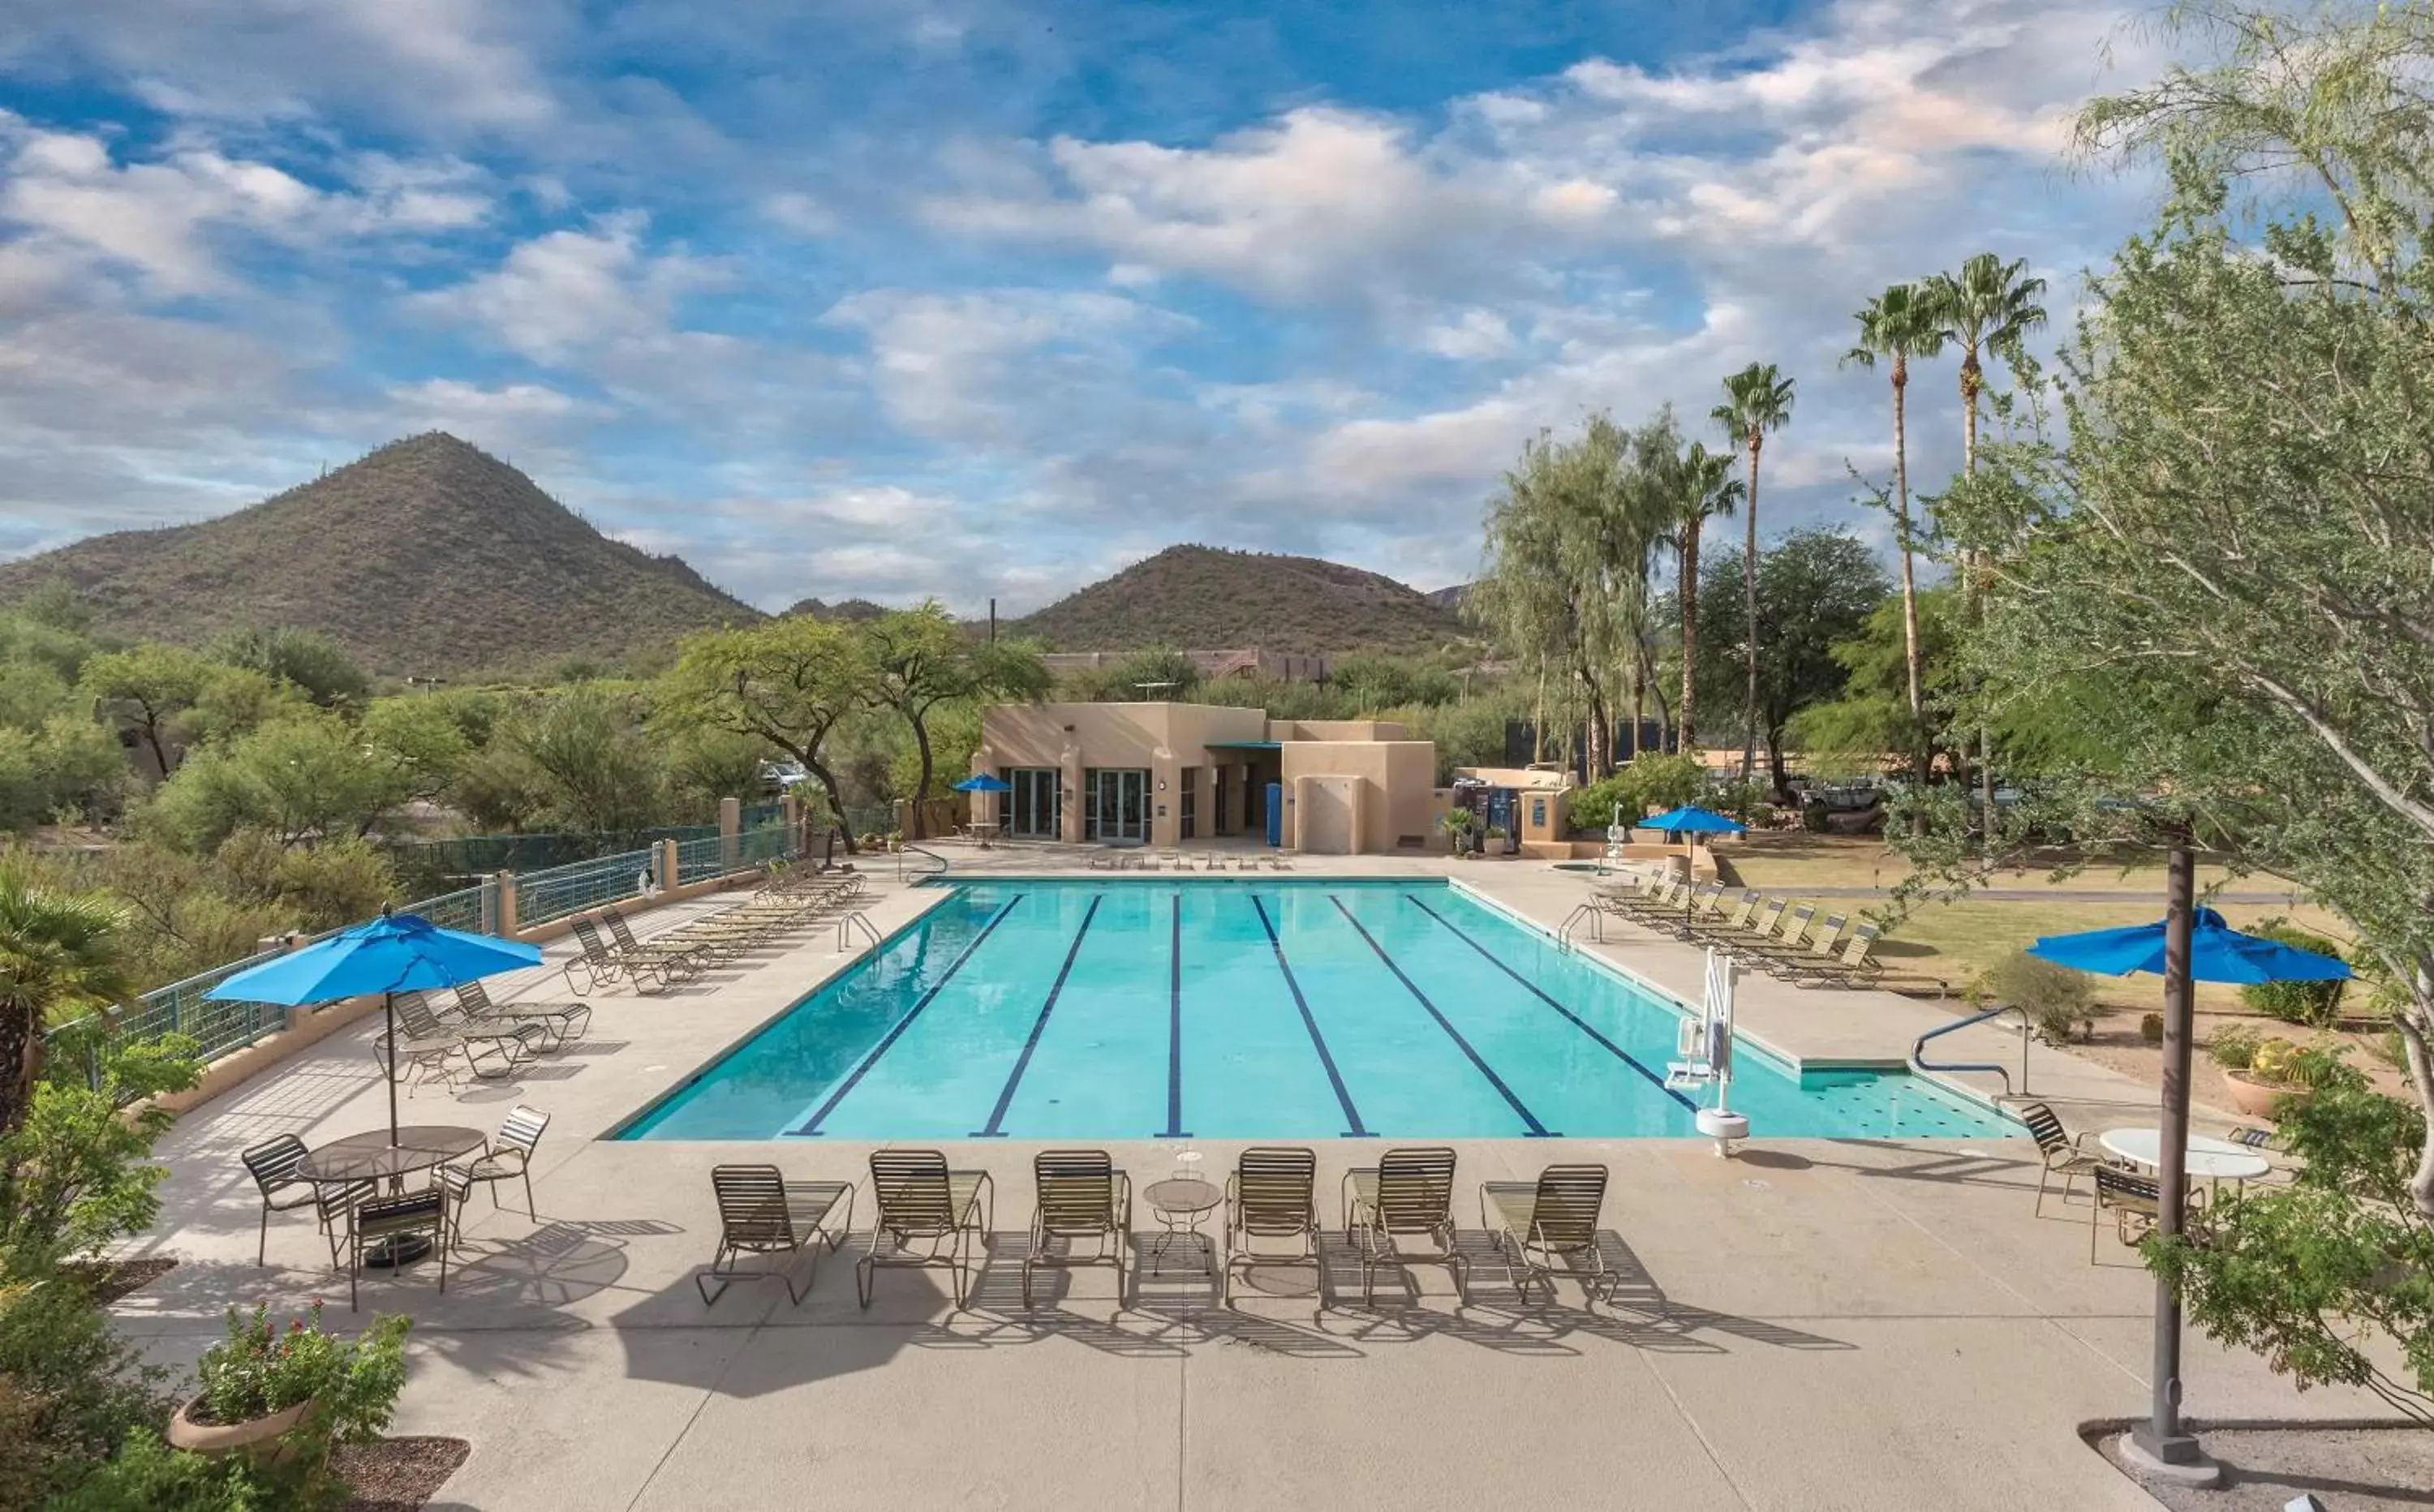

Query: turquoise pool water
[618,879,2018,1141]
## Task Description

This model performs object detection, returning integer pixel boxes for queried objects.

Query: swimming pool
[617,879,2018,1141]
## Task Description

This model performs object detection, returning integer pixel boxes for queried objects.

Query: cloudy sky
[0,0,2166,614]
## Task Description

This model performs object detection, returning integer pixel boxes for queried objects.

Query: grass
[1722,833,2292,901]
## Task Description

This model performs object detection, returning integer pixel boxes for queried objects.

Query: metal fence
[674,832,728,887]
[399,879,494,935]
[738,822,793,867]
[514,849,655,929]
[385,823,717,895]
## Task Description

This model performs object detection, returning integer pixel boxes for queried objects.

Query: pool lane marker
[786,896,1022,1137]
[1403,892,1698,1113]
[973,895,1103,1137]
[1157,892,1190,1139]
[1328,895,1555,1137]
[1251,895,1371,1137]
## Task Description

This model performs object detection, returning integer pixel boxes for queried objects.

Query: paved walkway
[110,850,2394,1510]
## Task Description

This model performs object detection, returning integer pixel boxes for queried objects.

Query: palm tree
[1923,251,2048,476]
[0,860,129,1136]
[1924,252,2048,834]
[1840,283,1945,784]
[1666,441,1740,753]
[1710,363,1796,797]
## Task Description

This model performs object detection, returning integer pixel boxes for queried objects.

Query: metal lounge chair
[595,908,709,983]
[349,1188,449,1310]
[1745,901,1817,966]
[1802,923,1949,997]
[698,1164,855,1306]
[1772,913,1853,982]
[1480,1163,1610,1305]
[564,916,638,994]
[2090,1165,2205,1265]
[1023,1149,1133,1309]
[451,977,590,1046]
[2016,1102,2105,1217]
[393,990,544,1080]
[443,1105,551,1219]
[241,1134,368,1267]
[1342,1146,1466,1306]
[858,1149,993,1308]
[1223,1146,1320,1304]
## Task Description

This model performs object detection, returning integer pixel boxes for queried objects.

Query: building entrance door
[1005,768,1060,838]
[1088,769,1148,843]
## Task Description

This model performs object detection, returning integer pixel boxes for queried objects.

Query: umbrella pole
[2128,836,2218,1483]
[384,990,401,1148]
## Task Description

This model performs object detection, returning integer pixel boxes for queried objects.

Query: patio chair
[697,1164,855,1306]
[393,990,544,1080]
[442,1105,551,1219]
[1480,1164,1610,1305]
[1157,848,1183,870]
[2017,1102,2105,1218]
[2090,1165,2205,1264]
[1262,853,1295,871]
[241,1134,369,1267]
[1223,1146,1320,1304]
[563,915,630,994]
[858,1149,993,1308]
[1023,1149,1133,1309]
[594,909,709,983]
[1086,848,1121,870]
[372,1031,463,1096]
[451,977,591,1046]
[347,1187,449,1309]
[1342,1146,1466,1306]
[1771,913,1853,981]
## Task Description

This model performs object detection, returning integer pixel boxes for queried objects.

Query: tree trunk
[1625,649,1645,765]
[1741,434,1762,805]
[1766,731,1789,804]
[1961,354,1995,843]
[0,1000,32,1139]
[806,758,858,855]
[2402,967,2434,1218]
[1678,525,1701,751]
[908,711,935,837]
[1893,362,1927,831]
[140,713,171,781]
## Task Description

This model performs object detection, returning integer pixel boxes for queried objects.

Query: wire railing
[514,849,655,929]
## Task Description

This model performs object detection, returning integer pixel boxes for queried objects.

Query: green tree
[665,618,874,852]
[1657,438,1740,751]
[0,719,124,832]
[359,694,472,802]
[1690,530,1890,797]
[210,627,368,708]
[863,604,1049,814]
[76,646,211,778]
[497,684,665,835]
[1710,363,1795,794]
[1841,282,1946,786]
[1782,588,1964,781]
[144,710,404,851]
[0,861,129,1138]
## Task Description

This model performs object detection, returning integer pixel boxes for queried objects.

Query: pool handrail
[1910,1003,2028,1097]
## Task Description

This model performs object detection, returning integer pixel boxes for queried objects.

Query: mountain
[785,596,892,622]
[1423,583,1470,613]
[0,433,760,676]
[1006,545,1469,655]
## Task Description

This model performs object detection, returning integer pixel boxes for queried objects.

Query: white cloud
[412,215,725,367]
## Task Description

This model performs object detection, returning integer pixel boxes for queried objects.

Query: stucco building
[971,701,1439,855]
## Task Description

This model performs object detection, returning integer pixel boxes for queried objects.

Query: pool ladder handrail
[894,844,948,882]
[1558,902,1601,947]
[1910,1003,2028,1097]
[836,910,883,951]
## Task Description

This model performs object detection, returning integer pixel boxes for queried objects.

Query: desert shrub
[1567,775,1632,832]
[0,1281,175,1512]
[2208,1022,2262,1070]
[2140,1012,2165,1045]
[1979,951,2094,1043]
[2236,920,2350,1027]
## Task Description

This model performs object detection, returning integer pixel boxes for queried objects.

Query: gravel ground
[62,1256,178,1304]
[2099,1426,2434,1509]
[336,1437,470,1511]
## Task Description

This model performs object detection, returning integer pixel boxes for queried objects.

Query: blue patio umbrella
[1638,805,1748,835]
[2026,878,2346,1482]
[952,774,1013,793]
[206,910,542,1145]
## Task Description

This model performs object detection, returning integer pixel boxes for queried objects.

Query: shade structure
[1639,805,1748,835]
[952,773,1013,793]
[206,912,543,1144]
[2027,906,2350,985]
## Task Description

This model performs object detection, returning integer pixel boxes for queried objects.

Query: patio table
[299,1125,486,1268]
[1144,1176,1221,1278]
[2098,1127,2271,1189]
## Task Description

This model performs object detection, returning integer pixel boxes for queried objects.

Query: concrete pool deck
[110,849,2399,1510]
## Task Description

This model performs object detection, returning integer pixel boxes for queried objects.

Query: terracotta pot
[167,1394,316,1466]
[2222,1071,2291,1121]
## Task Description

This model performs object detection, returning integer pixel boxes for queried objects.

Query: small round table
[2099,1128,2272,1188]
[299,1126,487,1269]
[1143,1177,1222,1278]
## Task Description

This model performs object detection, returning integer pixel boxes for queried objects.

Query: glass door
[1006,768,1059,838]
[1087,769,1148,843]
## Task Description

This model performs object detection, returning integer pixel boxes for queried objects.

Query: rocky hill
[1006,545,1469,655]
[0,433,760,675]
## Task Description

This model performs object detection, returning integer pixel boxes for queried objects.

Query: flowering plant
[191,1301,411,1443]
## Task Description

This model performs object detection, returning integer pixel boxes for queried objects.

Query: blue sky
[0,0,2162,614]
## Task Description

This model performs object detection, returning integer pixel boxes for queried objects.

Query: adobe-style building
[971,701,1438,855]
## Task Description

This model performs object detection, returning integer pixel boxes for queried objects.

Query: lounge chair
[565,916,645,994]
[348,1188,449,1310]
[1744,901,1818,967]
[2090,1166,2204,1265]
[1262,853,1295,871]
[1023,1149,1133,1309]
[393,991,545,1081]
[1086,848,1121,870]
[1804,924,1950,997]
[1157,848,1183,870]
[1480,1163,1610,1305]
[2017,1102,2105,1218]
[451,977,591,1046]
[442,1105,551,1220]
[1341,1146,1466,1306]
[241,1134,369,1267]
[1770,913,1853,982]
[1684,889,1761,942]
[1223,1146,1320,1304]
[858,1149,993,1308]
[591,910,709,983]
[697,1164,855,1306]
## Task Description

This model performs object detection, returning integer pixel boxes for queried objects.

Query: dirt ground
[2097,1424,2434,1509]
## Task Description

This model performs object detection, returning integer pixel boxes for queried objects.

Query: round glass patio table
[299,1126,485,1269]
[2097,1128,2271,1183]
[1144,1177,1222,1278]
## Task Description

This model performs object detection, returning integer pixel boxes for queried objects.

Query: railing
[896,844,948,881]
[1911,1003,2028,1097]
[514,849,655,929]
[47,943,296,1090]
[398,880,494,935]
[738,822,793,867]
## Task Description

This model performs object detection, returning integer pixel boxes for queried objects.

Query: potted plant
[2210,1025,2362,1119]
[1437,808,1477,857]
[169,1302,411,1472]
[1483,824,1511,857]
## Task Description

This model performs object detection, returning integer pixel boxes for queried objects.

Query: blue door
[1265,782,1283,847]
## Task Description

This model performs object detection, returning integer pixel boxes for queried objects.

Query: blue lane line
[1157,892,1190,1138]
[1328,895,1555,1137]
[1404,892,1699,1112]
[787,896,1021,1136]
[1251,895,1370,1137]
[974,895,1103,1137]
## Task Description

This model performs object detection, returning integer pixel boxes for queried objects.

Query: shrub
[2208,1022,2262,1070]
[1566,754,1709,834]
[2140,1012,2165,1046]
[192,1302,411,1446]
[2236,919,2350,1027]
[1979,951,2095,1044]
[1566,775,1632,832]
[0,1279,174,1511]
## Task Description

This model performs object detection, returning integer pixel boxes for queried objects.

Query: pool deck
[112,848,2402,1510]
